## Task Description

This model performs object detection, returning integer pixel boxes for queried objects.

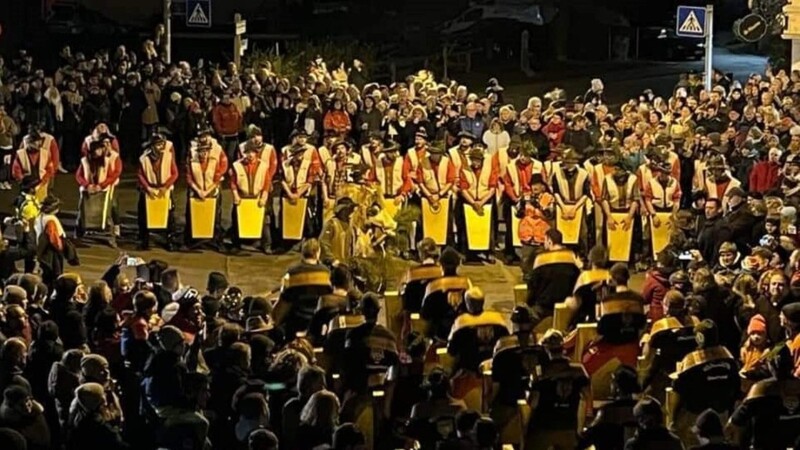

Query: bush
[245,40,378,80]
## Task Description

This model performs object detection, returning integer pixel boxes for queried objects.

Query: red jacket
[642,270,669,321]
[749,160,781,194]
[212,103,242,136]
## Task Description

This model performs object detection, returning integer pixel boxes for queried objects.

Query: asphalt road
[490,47,767,110]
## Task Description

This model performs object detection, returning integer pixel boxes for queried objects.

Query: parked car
[638,26,705,60]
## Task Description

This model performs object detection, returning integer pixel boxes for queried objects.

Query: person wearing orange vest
[550,148,591,253]
[12,130,55,192]
[366,141,414,209]
[137,133,179,251]
[704,155,741,212]
[643,160,682,222]
[21,125,62,176]
[185,129,229,249]
[230,144,275,253]
[322,138,363,205]
[517,173,555,252]
[237,126,277,166]
[502,139,541,263]
[456,147,499,262]
[75,140,122,246]
[601,159,642,263]
[281,141,324,244]
[404,128,431,183]
[81,121,120,158]
[416,143,457,245]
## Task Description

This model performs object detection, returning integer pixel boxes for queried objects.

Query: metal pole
[704,4,714,91]
[234,13,242,69]
[164,0,171,64]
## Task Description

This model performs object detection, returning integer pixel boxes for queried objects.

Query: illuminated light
[410,313,421,320]
[372,390,385,397]
[332,373,340,379]
[436,347,447,355]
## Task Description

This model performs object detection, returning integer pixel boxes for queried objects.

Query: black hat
[381,141,400,154]
[197,127,214,137]
[334,196,356,214]
[289,129,309,139]
[694,319,719,348]
[511,305,533,326]
[530,173,546,186]
[150,132,166,144]
[207,272,228,293]
[368,131,384,141]
[40,195,61,214]
[89,140,105,152]
[692,409,724,438]
[612,365,641,394]
[415,128,429,140]
[457,130,476,141]
[439,246,461,267]
[782,302,800,324]
[20,175,39,192]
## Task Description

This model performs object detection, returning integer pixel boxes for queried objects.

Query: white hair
[591,78,604,92]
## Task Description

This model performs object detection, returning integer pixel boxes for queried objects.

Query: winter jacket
[458,115,486,138]
[66,416,128,450]
[642,270,670,322]
[212,103,242,136]
[749,160,781,194]
[564,128,593,153]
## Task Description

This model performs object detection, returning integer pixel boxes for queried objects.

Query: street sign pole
[164,0,172,63]
[704,4,714,92]
[234,13,246,69]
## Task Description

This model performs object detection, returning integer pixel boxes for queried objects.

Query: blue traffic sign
[186,0,211,28]
[676,6,706,38]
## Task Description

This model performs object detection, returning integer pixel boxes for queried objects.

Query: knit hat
[2,286,27,306]
[692,409,724,438]
[694,319,719,348]
[748,314,767,335]
[719,242,737,254]
[540,329,565,351]
[207,272,228,293]
[80,354,109,380]
[782,302,800,324]
[157,325,185,353]
[74,382,106,413]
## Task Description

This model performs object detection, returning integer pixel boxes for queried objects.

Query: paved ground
[0,173,527,310]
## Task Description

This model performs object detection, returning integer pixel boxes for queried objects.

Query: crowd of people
[3,34,800,450]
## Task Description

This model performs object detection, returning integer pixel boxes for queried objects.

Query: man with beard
[185,129,228,250]
[137,133,179,251]
[601,157,641,264]
[416,143,456,246]
[80,121,119,158]
[705,156,742,212]
[12,130,55,197]
[719,186,758,255]
[448,131,476,172]
[230,143,273,254]
[404,129,431,183]
[550,147,591,252]
[75,140,122,247]
[698,198,723,262]
[456,147,499,263]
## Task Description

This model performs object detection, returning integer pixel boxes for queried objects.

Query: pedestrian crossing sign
[676,5,706,38]
[186,0,212,28]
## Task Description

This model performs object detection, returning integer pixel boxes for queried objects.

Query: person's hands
[233,194,241,206]
[621,216,632,231]
[651,215,661,227]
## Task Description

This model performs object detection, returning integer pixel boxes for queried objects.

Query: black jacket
[719,203,759,255]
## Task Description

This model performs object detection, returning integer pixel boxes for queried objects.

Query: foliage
[765,35,789,70]
[245,40,378,80]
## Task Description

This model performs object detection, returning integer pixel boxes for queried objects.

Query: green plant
[245,40,378,80]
